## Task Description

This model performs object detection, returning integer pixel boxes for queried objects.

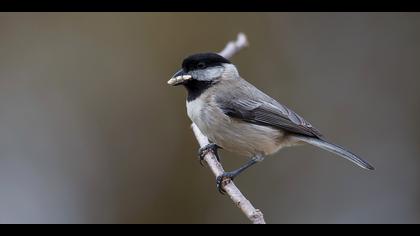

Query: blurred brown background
[0,13,419,224]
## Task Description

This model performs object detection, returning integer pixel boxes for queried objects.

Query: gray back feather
[215,78,323,138]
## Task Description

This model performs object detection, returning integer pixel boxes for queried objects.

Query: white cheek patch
[202,67,223,80]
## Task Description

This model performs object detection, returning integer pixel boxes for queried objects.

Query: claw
[198,143,220,166]
[214,158,260,195]
[199,157,205,167]
[216,172,234,195]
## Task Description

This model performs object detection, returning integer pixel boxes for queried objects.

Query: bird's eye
[197,62,206,69]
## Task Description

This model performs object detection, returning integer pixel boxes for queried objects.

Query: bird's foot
[215,158,260,194]
[216,172,236,194]
[198,143,220,166]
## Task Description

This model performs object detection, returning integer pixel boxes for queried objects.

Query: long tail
[294,135,374,170]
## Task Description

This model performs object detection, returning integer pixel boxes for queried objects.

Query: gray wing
[215,79,323,139]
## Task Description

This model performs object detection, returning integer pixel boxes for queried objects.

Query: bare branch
[218,33,250,59]
[191,33,266,224]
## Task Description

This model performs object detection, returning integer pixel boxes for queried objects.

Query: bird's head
[167,52,238,86]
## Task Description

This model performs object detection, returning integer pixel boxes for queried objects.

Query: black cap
[182,52,231,71]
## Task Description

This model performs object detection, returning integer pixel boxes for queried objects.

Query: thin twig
[218,33,249,59]
[191,33,266,224]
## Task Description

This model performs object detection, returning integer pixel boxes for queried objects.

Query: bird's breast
[186,98,293,157]
[186,98,204,124]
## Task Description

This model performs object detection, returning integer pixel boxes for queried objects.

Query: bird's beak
[167,69,192,86]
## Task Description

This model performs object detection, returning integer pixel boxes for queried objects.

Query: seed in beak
[182,75,192,80]
[167,74,192,85]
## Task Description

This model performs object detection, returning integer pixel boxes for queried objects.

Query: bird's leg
[216,155,264,194]
[198,143,221,166]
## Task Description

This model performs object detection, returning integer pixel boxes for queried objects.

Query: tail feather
[294,135,374,170]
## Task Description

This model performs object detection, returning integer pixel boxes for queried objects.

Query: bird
[167,52,374,193]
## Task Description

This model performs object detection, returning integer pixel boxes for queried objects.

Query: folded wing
[216,80,323,139]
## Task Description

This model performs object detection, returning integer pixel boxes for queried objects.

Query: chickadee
[168,52,374,193]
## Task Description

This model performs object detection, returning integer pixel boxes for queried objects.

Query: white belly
[186,99,295,157]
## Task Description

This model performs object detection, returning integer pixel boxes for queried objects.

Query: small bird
[168,52,374,193]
